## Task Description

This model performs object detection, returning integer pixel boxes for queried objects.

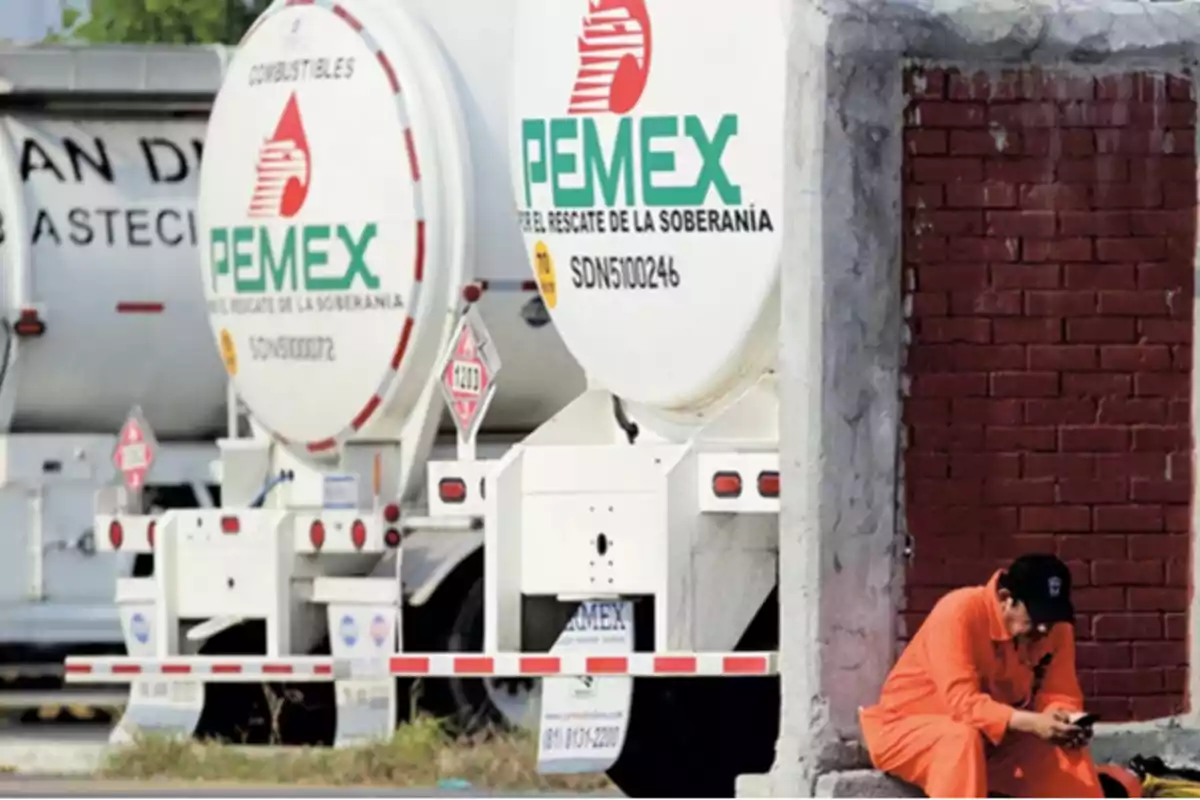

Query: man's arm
[1034,624,1086,715]
[920,594,1015,745]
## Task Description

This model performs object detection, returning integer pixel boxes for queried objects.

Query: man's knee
[936,721,986,762]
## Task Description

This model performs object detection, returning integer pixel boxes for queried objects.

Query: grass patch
[101,715,615,792]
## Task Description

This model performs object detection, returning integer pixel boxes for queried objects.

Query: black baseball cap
[1002,553,1075,625]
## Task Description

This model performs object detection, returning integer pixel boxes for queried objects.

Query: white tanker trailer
[0,43,234,708]
[66,0,785,795]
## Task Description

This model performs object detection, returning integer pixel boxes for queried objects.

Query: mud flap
[110,602,203,744]
[328,602,399,747]
[536,600,634,774]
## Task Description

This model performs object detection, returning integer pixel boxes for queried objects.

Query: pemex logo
[248,93,311,219]
[209,91,381,296]
[567,0,652,116]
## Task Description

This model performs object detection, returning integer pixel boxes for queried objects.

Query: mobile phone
[1072,712,1100,728]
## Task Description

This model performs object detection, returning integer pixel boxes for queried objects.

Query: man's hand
[1010,709,1081,744]
[1055,709,1094,749]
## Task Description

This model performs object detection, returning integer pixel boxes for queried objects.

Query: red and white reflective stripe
[256,0,426,455]
[386,652,777,677]
[64,657,335,682]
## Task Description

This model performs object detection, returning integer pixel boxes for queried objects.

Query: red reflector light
[309,520,325,550]
[147,520,156,548]
[108,520,124,549]
[383,503,401,523]
[12,309,45,337]
[757,471,780,498]
[438,478,466,504]
[350,520,367,550]
[384,528,401,548]
[220,516,240,534]
[712,471,742,498]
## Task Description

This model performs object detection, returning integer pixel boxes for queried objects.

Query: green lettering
[209,228,229,292]
[641,117,690,207]
[521,119,548,208]
[550,119,591,207]
[687,114,741,205]
[302,225,337,290]
[339,224,380,290]
[260,227,297,291]
[232,226,262,292]
[584,118,635,207]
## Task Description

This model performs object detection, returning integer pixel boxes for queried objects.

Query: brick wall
[902,67,1196,721]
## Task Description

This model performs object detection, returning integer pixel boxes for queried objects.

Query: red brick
[909,102,985,128]
[1096,74,1170,102]
[985,210,1056,237]
[1092,182,1164,209]
[994,318,1063,343]
[907,184,944,209]
[1166,559,1190,586]
[1025,291,1096,317]
[1141,319,1192,343]
[983,478,1055,505]
[950,398,1023,424]
[982,534,1058,559]
[1130,534,1190,560]
[1097,290,1170,316]
[1026,344,1097,371]
[1167,398,1189,423]
[1131,696,1185,720]
[1163,505,1191,531]
[910,424,985,451]
[1094,669,1164,695]
[1099,345,1172,371]
[1095,453,1167,478]
[949,453,1020,479]
[1093,613,1163,640]
[953,344,1026,370]
[946,182,1017,208]
[1063,263,1136,289]
[916,262,984,291]
[990,372,1059,397]
[985,158,1056,183]
[907,506,1019,536]
[1059,426,1130,452]
[1066,318,1137,344]
[1130,156,1197,186]
[1020,505,1091,532]
[1166,75,1193,100]
[910,373,989,397]
[909,291,950,317]
[1025,398,1096,424]
[907,452,949,478]
[1172,346,1192,370]
[1018,184,1090,211]
[1128,587,1189,612]
[1059,211,1130,236]
[1130,479,1191,502]
[1058,533,1125,560]
[905,235,948,263]
[919,318,991,343]
[1163,181,1198,209]
[1093,560,1165,586]
[1025,239,1093,262]
[1094,505,1165,532]
[906,345,960,372]
[988,103,1057,128]
[912,157,985,183]
[909,479,983,506]
[1132,425,1190,451]
[1133,641,1188,668]
[1098,398,1168,424]
[906,129,948,155]
[1059,157,1129,183]
[1129,209,1197,236]
[1096,130,1177,155]
[1076,641,1132,669]
[1087,698,1132,721]
[912,210,985,237]
[948,237,1020,262]
[906,69,947,99]
[1165,613,1187,640]
[1023,453,1094,478]
[1096,238,1169,263]
[949,291,1022,316]
[948,129,1016,155]
[985,426,1057,451]
[1062,373,1132,396]
[1059,479,1129,504]
[991,263,1061,289]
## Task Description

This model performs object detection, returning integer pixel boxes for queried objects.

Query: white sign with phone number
[536,600,634,775]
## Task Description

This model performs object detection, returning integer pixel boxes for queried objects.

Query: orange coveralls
[859,572,1103,798]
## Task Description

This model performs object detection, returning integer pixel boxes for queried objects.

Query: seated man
[860,554,1104,798]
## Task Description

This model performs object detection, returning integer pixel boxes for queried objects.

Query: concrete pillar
[737,4,906,795]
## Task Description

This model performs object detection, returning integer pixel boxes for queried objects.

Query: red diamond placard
[438,307,502,444]
[112,406,158,492]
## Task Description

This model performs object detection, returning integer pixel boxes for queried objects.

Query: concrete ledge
[815,770,922,798]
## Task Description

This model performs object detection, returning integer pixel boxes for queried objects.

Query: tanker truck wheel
[605,590,780,798]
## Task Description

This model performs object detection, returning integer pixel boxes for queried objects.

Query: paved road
[0,777,616,797]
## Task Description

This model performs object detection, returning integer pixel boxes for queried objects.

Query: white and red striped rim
[64,652,777,681]
[238,0,426,455]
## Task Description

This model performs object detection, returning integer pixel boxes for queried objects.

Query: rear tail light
[384,528,401,548]
[220,516,240,534]
[350,520,367,550]
[712,471,743,498]
[383,503,401,523]
[309,520,326,550]
[12,309,45,337]
[438,478,466,504]
[108,520,124,549]
[757,471,780,498]
[147,520,156,549]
